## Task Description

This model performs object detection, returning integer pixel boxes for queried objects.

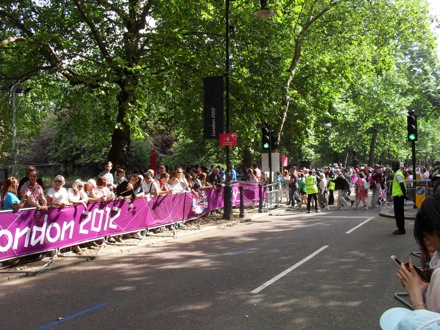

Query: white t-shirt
[47,187,69,204]
[142,180,159,195]
[67,188,88,203]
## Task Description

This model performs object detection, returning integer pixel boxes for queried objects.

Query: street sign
[416,185,426,209]
[262,152,280,172]
[219,132,237,147]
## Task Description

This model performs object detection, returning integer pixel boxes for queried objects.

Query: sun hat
[380,307,440,329]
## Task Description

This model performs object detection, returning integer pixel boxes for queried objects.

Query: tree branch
[72,0,114,66]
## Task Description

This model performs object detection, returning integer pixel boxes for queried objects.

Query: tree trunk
[107,83,134,168]
[243,146,253,169]
[368,128,377,167]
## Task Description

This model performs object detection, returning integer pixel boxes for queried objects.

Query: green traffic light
[263,142,270,149]
[408,134,416,141]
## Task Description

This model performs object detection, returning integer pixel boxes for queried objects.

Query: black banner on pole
[203,76,224,139]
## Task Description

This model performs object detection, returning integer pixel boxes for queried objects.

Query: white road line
[274,215,371,219]
[251,245,329,294]
[345,217,374,234]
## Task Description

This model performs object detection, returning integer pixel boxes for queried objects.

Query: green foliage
[0,0,439,172]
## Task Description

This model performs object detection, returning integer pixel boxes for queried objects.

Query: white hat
[380,307,440,329]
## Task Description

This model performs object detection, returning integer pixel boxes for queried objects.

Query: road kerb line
[251,245,329,294]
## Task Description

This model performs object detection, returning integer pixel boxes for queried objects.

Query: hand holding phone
[391,255,429,283]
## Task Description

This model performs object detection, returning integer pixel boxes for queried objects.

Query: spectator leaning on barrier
[84,178,105,202]
[67,179,88,207]
[96,177,115,201]
[116,174,144,200]
[198,172,208,188]
[175,167,189,191]
[19,169,47,211]
[46,175,71,208]
[142,171,159,196]
[170,176,186,194]
[156,172,172,196]
[208,167,223,187]
[1,177,30,211]
[18,166,44,196]
[230,165,237,181]
[253,164,262,182]
[114,168,127,186]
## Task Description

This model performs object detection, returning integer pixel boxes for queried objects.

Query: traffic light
[407,111,418,141]
[262,124,270,150]
[270,134,279,150]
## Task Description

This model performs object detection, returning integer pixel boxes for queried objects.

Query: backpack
[363,179,369,191]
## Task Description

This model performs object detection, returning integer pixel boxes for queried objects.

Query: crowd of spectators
[277,163,440,213]
[0,162,243,258]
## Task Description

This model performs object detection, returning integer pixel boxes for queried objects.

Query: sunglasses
[54,180,62,183]
[77,185,84,188]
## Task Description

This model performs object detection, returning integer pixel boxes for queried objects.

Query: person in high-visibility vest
[391,162,409,235]
[328,176,335,205]
[305,170,320,213]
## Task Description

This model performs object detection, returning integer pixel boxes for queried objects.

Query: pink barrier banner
[232,182,263,205]
[0,184,264,261]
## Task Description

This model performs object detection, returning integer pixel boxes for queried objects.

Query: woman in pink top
[355,171,368,209]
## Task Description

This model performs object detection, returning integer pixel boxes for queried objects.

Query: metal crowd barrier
[264,183,280,211]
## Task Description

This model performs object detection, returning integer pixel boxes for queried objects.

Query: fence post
[239,185,245,218]
[258,183,263,213]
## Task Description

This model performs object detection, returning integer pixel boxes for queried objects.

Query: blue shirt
[3,192,20,211]
[231,168,237,181]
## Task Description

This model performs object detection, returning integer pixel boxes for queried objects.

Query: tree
[1,0,439,173]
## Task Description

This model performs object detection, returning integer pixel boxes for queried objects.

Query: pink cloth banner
[0,184,265,261]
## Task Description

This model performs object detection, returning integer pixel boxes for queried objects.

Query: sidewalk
[378,202,418,220]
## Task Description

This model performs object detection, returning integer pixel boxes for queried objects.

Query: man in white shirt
[98,161,116,190]
[142,171,159,196]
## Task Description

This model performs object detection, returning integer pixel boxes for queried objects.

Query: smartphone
[391,255,429,282]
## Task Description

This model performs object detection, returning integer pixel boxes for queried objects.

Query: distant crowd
[273,163,440,214]
[1,161,439,215]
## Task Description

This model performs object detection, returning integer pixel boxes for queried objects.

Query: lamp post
[223,0,274,220]
[253,0,275,21]
[223,0,233,220]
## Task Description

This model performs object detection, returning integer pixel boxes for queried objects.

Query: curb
[379,206,418,220]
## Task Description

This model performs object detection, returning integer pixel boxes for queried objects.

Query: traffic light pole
[407,110,417,208]
[412,140,416,208]
[268,136,272,184]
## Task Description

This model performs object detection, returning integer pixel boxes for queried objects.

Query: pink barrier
[0,183,264,261]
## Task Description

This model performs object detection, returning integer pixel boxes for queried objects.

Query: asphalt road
[0,205,420,330]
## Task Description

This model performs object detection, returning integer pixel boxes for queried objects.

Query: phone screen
[391,255,429,282]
